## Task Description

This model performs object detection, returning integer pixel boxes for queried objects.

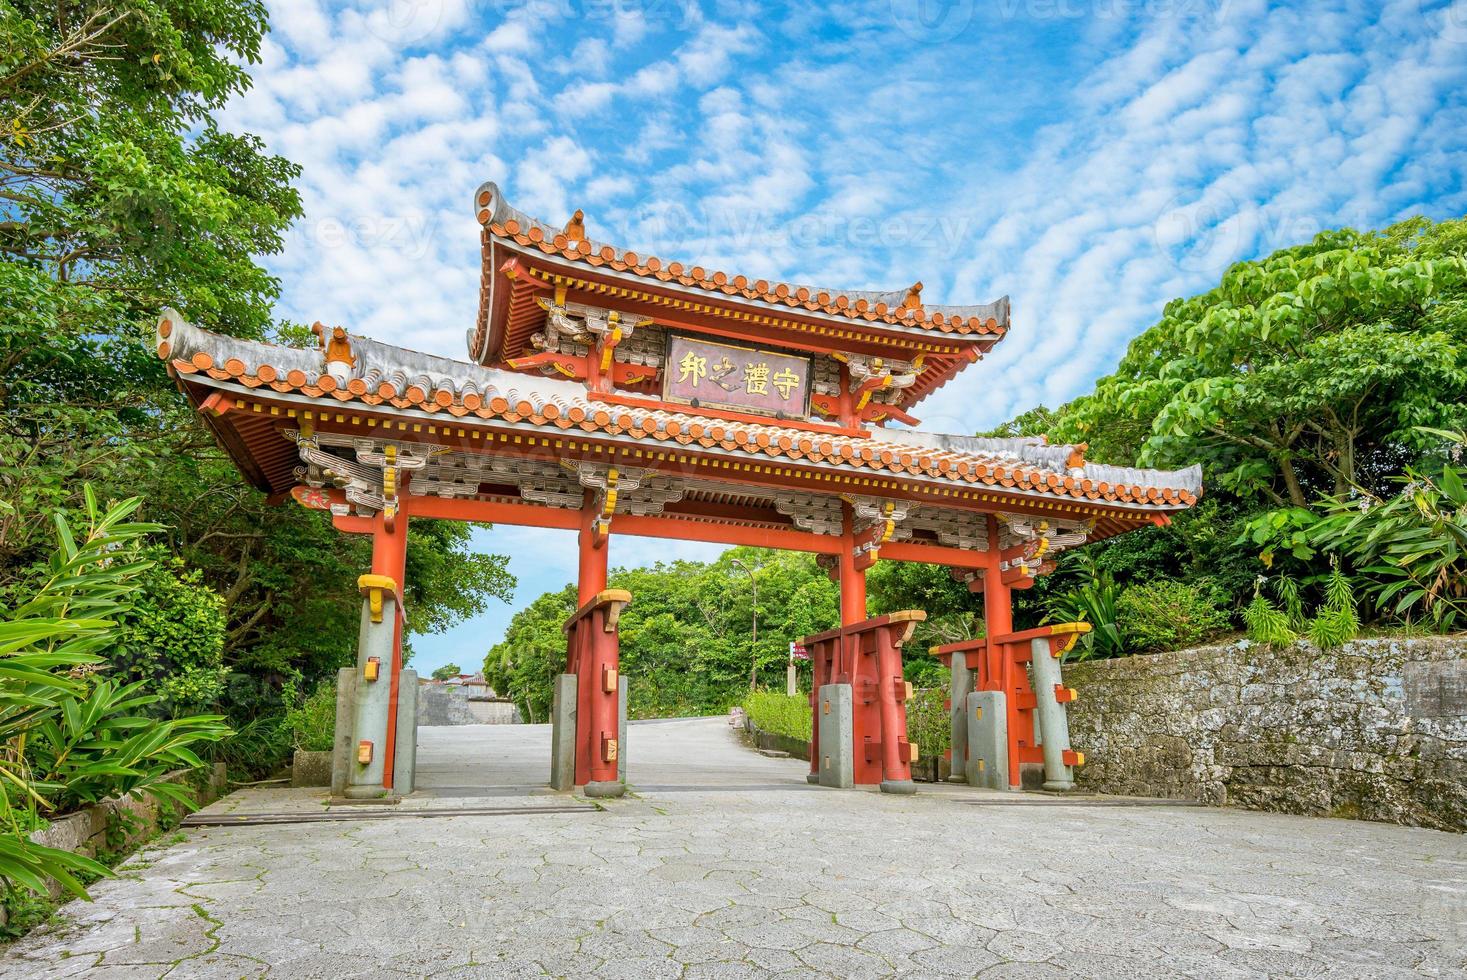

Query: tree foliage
[0,2,514,762]
[1054,220,1467,506]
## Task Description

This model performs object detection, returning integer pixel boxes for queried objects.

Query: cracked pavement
[3,717,1464,978]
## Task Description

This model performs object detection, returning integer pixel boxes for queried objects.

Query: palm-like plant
[1,490,228,899]
[1044,558,1124,659]
[1312,429,1467,633]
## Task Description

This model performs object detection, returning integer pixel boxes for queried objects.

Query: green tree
[112,554,227,715]
[0,3,515,755]
[1054,220,1467,505]
[1,1,303,556]
[484,548,843,720]
[431,664,462,682]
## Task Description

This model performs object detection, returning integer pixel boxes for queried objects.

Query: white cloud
[215,0,1466,658]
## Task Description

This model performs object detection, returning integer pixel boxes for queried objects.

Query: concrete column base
[549,673,577,792]
[880,779,918,795]
[816,683,853,789]
[393,669,419,794]
[1031,636,1077,791]
[617,675,628,786]
[967,690,1009,790]
[805,773,820,784]
[330,667,358,799]
[948,651,974,783]
[583,780,625,799]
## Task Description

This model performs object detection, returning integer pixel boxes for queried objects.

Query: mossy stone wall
[1067,637,1466,832]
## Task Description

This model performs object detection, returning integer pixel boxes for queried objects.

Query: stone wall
[27,763,229,899]
[1066,637,1466,832]
[417,683,522,726]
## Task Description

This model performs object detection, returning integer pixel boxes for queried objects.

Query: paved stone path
[4,717,1464,978]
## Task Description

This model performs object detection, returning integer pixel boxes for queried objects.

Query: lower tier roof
[156,310,1201,540]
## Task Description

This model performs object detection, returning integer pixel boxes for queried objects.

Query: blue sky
[220,0,1467,675]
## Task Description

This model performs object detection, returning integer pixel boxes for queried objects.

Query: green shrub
[280,683,336,752]
[1311,438,1466,632]
[1045,561,1124,659]
[1,491,227,900]
[113,556,228,716]
[742,692,810,742]
[905,688,950,761]
[1306,565,1360,651]
[1244,590,1298,647]
[1115,579,1231,653]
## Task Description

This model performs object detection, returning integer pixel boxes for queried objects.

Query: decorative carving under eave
[996,513,1094,583]
[290,430,432,520]
[775,495,843,536]
[949,567,982,593]
[830,352,925,424]
[905,507,988,550]
[531,297,652,351]
[844,495,914,569]
[565,462,687,541]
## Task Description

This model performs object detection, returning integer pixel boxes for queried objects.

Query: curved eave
[166,366,1200,518]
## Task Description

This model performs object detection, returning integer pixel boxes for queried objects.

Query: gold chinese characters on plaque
[662,335,812,418]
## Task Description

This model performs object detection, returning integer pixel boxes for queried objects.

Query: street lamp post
[730,558,758,689]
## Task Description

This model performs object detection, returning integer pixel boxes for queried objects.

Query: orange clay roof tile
[156,311,1203,513]
[474,181,1009,339]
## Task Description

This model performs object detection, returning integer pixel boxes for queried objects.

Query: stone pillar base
[816,683,853,789]
[583,780,625,799]
[393,669,419,794]
[879,779,917,795]
[967,690,1009,790]
[550,673,578,792]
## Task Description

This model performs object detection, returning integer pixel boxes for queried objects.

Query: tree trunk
[1279,455,1307,506]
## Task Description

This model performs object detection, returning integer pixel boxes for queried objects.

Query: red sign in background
[662,335,812,418]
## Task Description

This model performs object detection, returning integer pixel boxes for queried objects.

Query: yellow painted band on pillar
[358,574,398,624]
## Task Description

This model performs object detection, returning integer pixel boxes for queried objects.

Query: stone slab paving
[3,717,1464,979]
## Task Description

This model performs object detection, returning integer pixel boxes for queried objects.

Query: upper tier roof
[470,181,1011,386]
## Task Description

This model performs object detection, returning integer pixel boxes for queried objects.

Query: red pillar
[982,514,1020,786]
[373,506,410,791]
[841,503,882,783]
[573,492,619,790]
[875,622,914,789]
[982,514,1012,684]
[839,505,867,629]
[578,490,608,604]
